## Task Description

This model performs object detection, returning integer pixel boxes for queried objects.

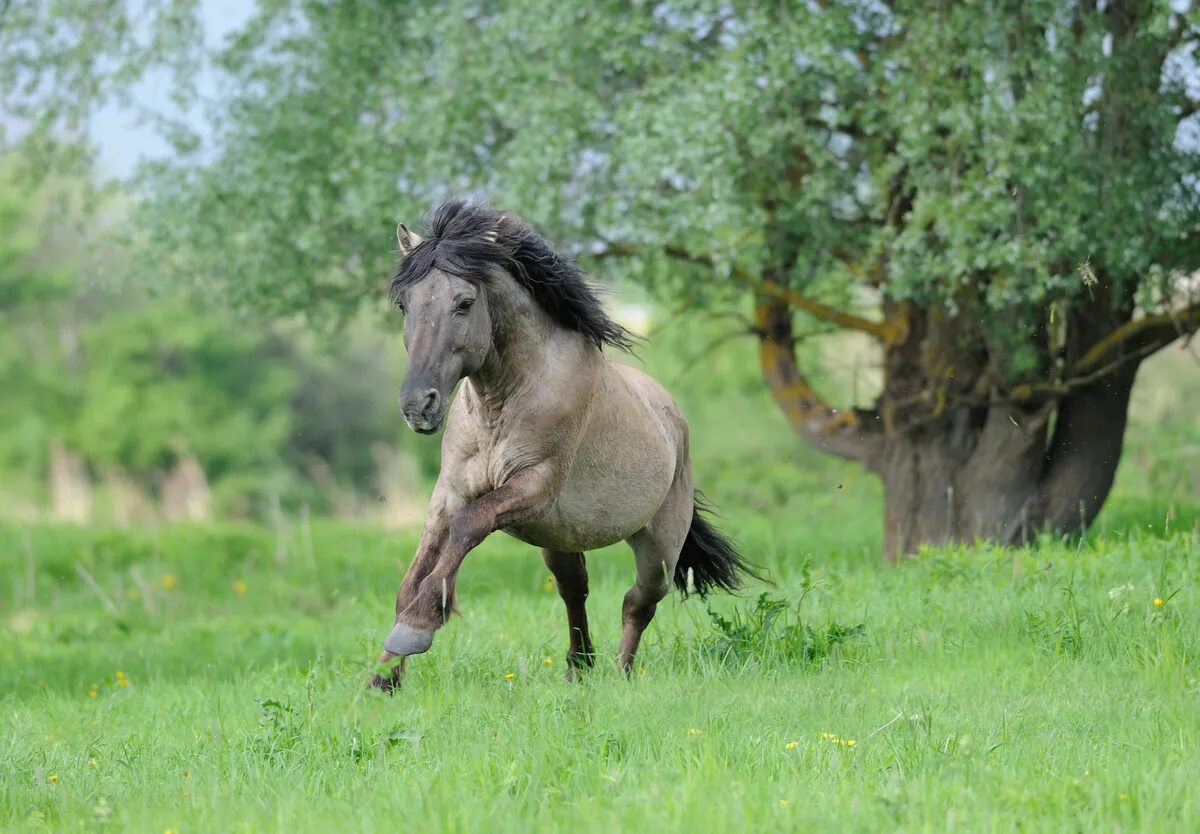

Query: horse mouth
[402,412,444,435]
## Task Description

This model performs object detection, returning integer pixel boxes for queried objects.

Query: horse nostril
[422,389,440,417]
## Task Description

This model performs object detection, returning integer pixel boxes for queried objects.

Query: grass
[2,325,1197,832]
[1,505,1197,833]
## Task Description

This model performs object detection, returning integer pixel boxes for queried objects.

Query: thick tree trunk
[1032,370,1137,534]
[877,374,1134,558]
[757,289,1147,561]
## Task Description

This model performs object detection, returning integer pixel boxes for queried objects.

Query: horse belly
[502,507,642,553]
[503,507,649,553]
[504,448,676,552]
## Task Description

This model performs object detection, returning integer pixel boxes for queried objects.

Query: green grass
[2,331,1197,832]
[1,507,1197,833]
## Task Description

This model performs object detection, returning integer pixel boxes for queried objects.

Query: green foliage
[688,589,867,669]
[0,192,301,509]
[69,301,296,476]
[81,0,1196,348]
[0,169,422,518]
[0,177,84,493]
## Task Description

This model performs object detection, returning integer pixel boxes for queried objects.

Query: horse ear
[482,215,507,244]
[396,222,422,254]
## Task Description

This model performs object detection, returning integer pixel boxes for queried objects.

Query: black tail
[674,494,762,599]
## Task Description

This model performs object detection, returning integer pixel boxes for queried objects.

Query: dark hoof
[369,671,401,695]
[565,651,595,682]
[368,654,405,695]
[384,622,435,656]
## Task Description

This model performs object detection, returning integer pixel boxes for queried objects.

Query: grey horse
[371,201,757,692]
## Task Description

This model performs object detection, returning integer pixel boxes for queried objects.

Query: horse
[370,200,757,692]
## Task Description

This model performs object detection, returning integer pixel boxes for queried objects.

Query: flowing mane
[391,201,634,351]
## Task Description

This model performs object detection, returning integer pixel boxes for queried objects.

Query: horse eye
[454,298,475,315]
[396,302,406,314]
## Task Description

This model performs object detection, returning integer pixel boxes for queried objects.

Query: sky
[89,0,255,178]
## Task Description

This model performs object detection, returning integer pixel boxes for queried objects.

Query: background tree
[0,165,436,521]
[6,0,1200,555]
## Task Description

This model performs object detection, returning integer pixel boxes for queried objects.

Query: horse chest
[446,436,534,499]
[449,448,495,498]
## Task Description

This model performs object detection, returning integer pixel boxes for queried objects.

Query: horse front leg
[389,468,553,659]
[369,488,458,692]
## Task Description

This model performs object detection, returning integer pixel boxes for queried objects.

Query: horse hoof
[384,622,435,656]
[369,671,401,695]
[564,651,595,682]
[368,652,406,695]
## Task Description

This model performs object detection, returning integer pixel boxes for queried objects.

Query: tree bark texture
[756,277,1153,560]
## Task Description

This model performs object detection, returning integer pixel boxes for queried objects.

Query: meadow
[2,332,1198,833]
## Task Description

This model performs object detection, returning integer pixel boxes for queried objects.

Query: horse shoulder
[436,398,492,500]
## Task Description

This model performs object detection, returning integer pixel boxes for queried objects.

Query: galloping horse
[371,201,756,692]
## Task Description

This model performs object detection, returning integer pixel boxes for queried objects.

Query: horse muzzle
[400,387,445,434]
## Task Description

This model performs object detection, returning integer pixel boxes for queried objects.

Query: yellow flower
[233,579,247,596]
[542,657,553,666]
[785,741,800,750]
[687,727,701,736]
[48,775,58,783]
[165,829,178,834]
[819,731,856,747]
[88,758,97,767]
[504,672,515,680]
[88,685,98,698]
[778,799,788,807]
[161,574,177,589]
[115,670,125,679]
[543,576,555,592]
[1154,598,1164,607]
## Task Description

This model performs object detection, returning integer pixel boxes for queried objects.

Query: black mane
[391,201,635,351]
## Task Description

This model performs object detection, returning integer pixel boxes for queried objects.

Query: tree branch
[941,338,1164,410]
[941,301,1200,409]
[591,242,891,340]
[755,300,884,468]
[1071,302,1200,376]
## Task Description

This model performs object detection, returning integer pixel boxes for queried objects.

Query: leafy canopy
[5,2,1200,362]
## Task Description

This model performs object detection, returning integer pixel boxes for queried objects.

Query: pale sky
[89,0,255,178]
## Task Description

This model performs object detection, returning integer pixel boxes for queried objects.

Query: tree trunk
[876,377,1134,558]
[757,292,1144,561]
[49,442,92,523]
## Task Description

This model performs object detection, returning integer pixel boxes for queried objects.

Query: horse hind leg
[618,475,693,673]
[542,549,595,678]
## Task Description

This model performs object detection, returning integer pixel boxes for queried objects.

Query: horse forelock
[390,201,635,352]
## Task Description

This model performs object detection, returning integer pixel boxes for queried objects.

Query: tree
[0,169,79,502]
[0,162,443,521]
[7,1,1200,555]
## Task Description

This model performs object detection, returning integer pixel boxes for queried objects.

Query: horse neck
[466,273,589,412]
